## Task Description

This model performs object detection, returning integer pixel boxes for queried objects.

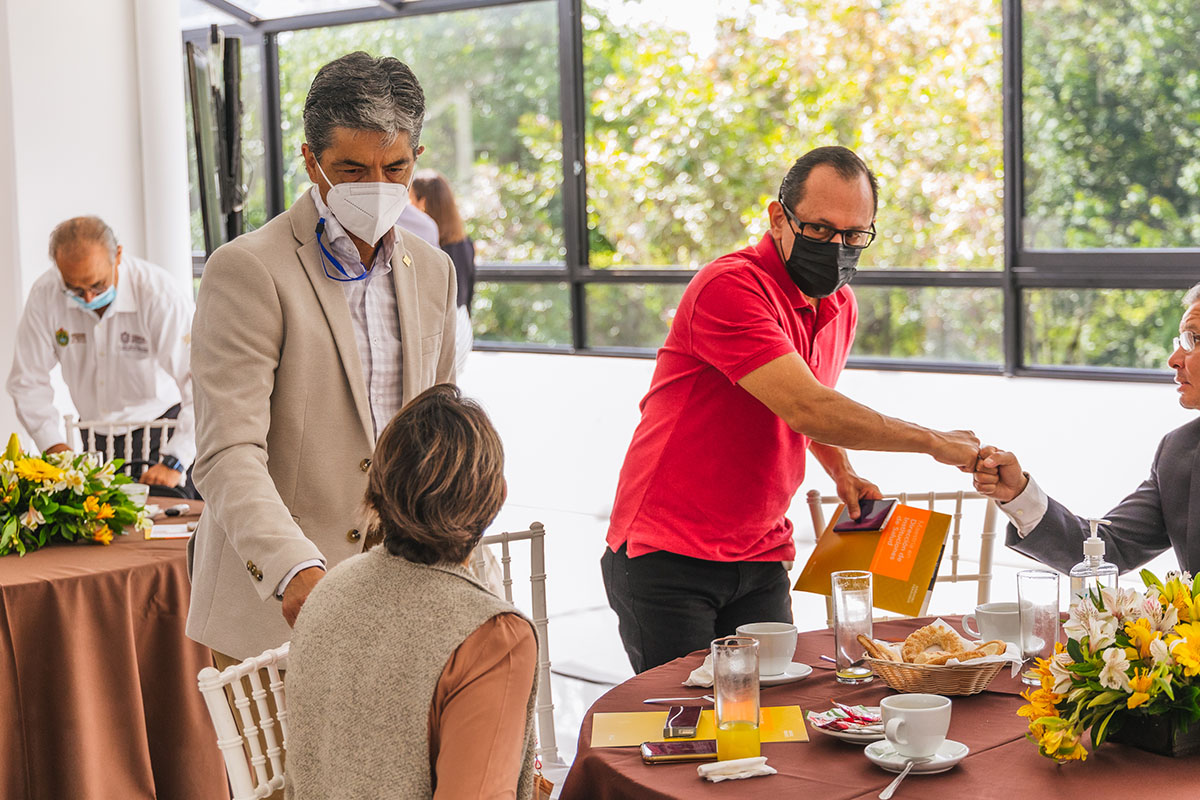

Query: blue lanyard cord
[316,218,371,282]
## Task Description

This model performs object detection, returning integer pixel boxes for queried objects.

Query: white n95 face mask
[315,160,409,246]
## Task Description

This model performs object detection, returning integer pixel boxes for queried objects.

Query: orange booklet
[792,503,950,617]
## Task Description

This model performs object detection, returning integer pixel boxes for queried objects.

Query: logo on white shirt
[55,328,68,346]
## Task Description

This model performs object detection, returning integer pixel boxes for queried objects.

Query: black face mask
[782,234,860,298]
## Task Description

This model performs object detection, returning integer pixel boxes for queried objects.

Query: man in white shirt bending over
[6,216,196,493]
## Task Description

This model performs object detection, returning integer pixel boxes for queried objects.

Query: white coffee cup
[880,693,951,758]
[961,601,1021,645]
[119,482,150,508]
[735,622,798,676]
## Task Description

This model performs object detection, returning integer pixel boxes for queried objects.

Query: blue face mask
[66,283,116,311]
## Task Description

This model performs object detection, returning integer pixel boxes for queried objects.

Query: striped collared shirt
[310,187,403,439]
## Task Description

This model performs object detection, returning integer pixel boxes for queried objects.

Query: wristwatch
[159,454,185,473]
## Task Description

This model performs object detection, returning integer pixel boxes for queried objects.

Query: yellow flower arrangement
[1018,569,1200,762]
[0,433,150,556]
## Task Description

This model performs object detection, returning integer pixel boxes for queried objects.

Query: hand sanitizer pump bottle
[1069,517,1119,607]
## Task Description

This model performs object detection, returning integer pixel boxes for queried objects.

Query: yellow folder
[793,503,951,617]
[590,705,809,747]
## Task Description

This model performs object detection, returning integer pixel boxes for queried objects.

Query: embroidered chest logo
[119,330,149,355]
[55,328,69,347]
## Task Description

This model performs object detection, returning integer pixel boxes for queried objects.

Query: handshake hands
[971,446,1029,503]
[928,430,1030,503]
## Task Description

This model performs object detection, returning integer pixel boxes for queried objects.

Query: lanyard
[316,218,374,282]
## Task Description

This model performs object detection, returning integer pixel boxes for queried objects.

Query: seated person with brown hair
[285,384,539,800]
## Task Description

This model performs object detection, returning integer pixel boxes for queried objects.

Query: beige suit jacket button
[246,561,263,581]
[359,458,371,473]
[347,528,361,543]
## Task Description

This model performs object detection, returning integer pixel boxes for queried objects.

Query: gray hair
[48,216,118,262]
[303,52,425,160]
[1185,283,1200,306]
[779,145,879,215]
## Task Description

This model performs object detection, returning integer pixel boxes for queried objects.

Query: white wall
[464,352,1191,527]
[0,0,186,440]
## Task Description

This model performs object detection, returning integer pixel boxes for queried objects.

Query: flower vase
[1108,714,1200,758]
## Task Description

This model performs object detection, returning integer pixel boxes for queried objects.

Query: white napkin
[684,654,714,687]
[697,757,776,782]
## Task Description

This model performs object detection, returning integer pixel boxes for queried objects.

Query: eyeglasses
[60,263,116,300]
[1174,330,1197,353]
[781,201,876,250]
[61,280,110,300]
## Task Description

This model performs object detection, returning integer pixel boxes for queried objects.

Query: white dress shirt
[398,204,439,246]
[6,256,196,465]
[996,473,1050,536]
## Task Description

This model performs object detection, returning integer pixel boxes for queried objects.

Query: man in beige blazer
[186,52,457,662]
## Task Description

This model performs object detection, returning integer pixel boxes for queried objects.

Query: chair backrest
[63,413,178,466]
[470,521,559,765]
[197,642,290,800]
[805,489,998,617]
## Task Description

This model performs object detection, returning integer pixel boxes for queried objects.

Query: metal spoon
[878,757,931,799]
[819,654,869,669]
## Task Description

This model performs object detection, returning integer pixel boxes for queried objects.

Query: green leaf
[1086,691,1124,708]
[1094,706,1120,746]
[1067,637,1086,662]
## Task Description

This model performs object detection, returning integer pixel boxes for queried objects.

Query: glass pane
[583,0,1003,270]
[180,0,238,29]
[853,287,1003,363]
[240,42,268,233]
[473,282,571,346]
[278,2,564,263]
[183,55,204,252]
[1022,1,1200,249]
[234,0,376,17]
[183,41,266,253]
[585,284,687,348]
[1023,289,1185,369]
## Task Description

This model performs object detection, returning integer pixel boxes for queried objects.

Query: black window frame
[183,0,1195,382]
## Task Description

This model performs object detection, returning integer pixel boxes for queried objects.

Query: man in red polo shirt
[602,146,982,672]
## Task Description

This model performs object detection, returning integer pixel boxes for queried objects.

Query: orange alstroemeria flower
[1126,669,1155,710]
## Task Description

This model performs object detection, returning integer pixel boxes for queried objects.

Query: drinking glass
[831,570,874,684]
[1017,569,1061,685]
[711,635,760,761]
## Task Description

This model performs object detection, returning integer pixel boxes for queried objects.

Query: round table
[560,616,1200,799]
[0,499,227,799]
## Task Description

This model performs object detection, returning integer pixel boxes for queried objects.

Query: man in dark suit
[974,285,1200,574]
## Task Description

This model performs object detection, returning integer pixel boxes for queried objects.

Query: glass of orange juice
[712,635,761,761]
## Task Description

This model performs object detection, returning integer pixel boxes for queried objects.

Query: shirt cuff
[275,559,326,599]
[997,473,1048,537]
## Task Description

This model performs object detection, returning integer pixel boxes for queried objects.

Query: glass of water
[831,570,874,684]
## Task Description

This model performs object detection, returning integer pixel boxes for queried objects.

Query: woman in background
[285,384,538,800]
[411,171,475,373]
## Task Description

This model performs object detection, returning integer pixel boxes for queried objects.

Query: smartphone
[833,498,899,533]
[662,705,702,738]
[640,739,718,764]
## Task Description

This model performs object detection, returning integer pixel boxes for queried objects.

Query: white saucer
[807,707,884,744]
[864,739,969,773]
[759,662,813,686]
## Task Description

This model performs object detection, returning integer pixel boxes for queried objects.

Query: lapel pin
[402,253,412,268]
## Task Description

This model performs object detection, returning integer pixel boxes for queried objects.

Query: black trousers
[601,543,793,674]
[81,404,198,498]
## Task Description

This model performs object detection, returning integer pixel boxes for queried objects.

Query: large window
[182,0,1200,380]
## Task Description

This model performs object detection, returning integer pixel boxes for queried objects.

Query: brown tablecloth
[0,500,228,799]
[561,617,1200,798]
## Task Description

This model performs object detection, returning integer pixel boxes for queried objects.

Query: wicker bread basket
[864,657,1005,696]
